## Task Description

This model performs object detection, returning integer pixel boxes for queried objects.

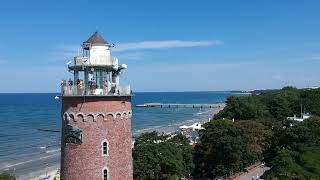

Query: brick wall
[61,96,133,180]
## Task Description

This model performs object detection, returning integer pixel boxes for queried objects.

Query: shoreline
[1,103,226,179]
[1,152,60,180]
[132,103,226,137]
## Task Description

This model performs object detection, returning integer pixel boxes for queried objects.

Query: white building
[287,113,311,122]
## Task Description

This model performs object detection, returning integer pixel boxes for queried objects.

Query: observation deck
[61,84,131,96]
[60,32,131,97]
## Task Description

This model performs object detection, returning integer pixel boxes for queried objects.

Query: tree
[215,95,271,121]
[212,87,320,179]
[235,120,273,164]
[264,146,320,179]
[133,132,193,180]
[264,117,320,179]
[216,87,320,122]
[193,120,247,179]
[193,120,273,179]
[300,88,320,116]
[0,172,15,180]
[273,117,320,151]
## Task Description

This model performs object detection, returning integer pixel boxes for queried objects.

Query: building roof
[84,32,108,45]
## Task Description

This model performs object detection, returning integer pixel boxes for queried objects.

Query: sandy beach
[26,167,59,180]
[1,152,60,180]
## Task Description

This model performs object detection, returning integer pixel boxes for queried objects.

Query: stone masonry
[61,96,133,180]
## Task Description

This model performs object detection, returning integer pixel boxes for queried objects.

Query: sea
[0,92,242,177]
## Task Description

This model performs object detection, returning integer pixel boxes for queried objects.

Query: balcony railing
[61,84,131,96]
[72,56,118,67]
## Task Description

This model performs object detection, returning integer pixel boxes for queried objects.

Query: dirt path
[229,162,270,180]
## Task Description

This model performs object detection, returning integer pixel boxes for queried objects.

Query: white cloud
[116,52,144,60]
[48,45,80,61]
[52,40,222,61]
[113,40,222,52]
[139,62,247,73]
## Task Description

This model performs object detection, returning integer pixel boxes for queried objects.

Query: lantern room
[61,32,131,96]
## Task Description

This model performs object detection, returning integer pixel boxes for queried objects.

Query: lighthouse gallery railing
[61,85,131,96]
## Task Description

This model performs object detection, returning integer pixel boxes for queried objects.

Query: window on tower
[102,141,108,156]
[103,169,108,180]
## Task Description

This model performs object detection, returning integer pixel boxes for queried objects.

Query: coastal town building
[60,32,133,180]
[179,123,204,144]
[287,113,311,122]
[287,105,311,122]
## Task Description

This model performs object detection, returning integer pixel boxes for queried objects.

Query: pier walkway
[136,103,225,108]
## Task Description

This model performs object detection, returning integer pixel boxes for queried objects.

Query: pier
[136,103,224,108]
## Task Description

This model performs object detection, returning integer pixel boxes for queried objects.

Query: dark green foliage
[262,117,320,179]
[210,87,320,178]
[133,87,320,179]
[264,146,320,179]
[216,96,270,120]
[276,117,320,150]
[193,120,272,179]
[235,120,273,164]
[300,89,320,116]
[133,132,193,180]
[215,87,320,121]
[0,172,15,180]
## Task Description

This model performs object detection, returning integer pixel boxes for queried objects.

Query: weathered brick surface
[61,96,133,180]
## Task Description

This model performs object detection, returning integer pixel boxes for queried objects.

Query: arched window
[97,114,104,121]
[64,113,69,121]
[107,113,114,120]
[87,114,94,122]
[77,114,84,121]
[69,114,75,122]
[102,140,108,156]
[116,113,122,119]
[103,168,108,180]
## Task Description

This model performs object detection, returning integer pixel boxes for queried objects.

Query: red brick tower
[60,32,133,180]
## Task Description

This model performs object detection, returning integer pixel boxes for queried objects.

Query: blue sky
[0,0,320,92]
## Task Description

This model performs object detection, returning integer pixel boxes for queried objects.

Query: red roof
[84,32,108,45]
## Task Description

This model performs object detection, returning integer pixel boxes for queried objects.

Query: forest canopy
[133,87,320,179]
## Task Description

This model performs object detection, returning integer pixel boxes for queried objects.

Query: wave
[46,149,61,154]
[195,108,214,115]
[0,153,60,170]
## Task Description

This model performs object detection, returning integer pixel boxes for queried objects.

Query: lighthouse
[60,32,133,180]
